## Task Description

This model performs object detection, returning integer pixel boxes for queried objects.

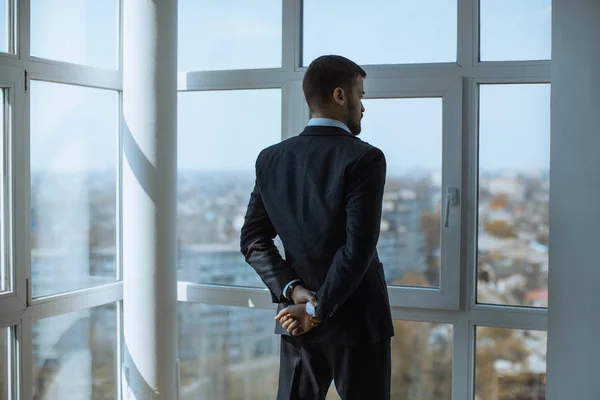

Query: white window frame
[467,76,551,311]
[177,2,551,400]
[0,1,125,399]
[360,76,463,310]
[0,64,26,320]
[0,0,552,399]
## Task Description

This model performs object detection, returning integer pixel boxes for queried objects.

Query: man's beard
[349,120,361,136]
[346,102,362,135]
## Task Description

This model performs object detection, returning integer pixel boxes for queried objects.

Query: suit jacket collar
[299,125,357,138]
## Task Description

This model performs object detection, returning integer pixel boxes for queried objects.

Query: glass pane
[327,320,452,399]
[475,327,547,400]
[303,0,457,66]
[480,0,552,61]
[0,0,9,53]
[30,81,118,298]
[360,98,442,287]
[33,304,117,399]
[178,0,282,72]
[30,0,118,69]
[477,84,550,307]
[0,89,6,292]
[177,89,281,287]
[178,303,280,399]
[391,320,452,399]
[0,328,9,399]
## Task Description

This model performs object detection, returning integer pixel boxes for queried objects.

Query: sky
[0,1,7,53]
[26,0,551,175]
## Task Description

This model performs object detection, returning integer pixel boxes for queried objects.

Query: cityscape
[24,163,549,400]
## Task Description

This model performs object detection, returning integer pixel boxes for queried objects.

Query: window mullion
[18,317,32,400]
[281,80,307,141]
[452,319,474,400]
[281,0,301,72]
[17,0,29,61]
[439,77,464,310]
[11,65,27,309]
[463,77,479,311]
[457,0,476,67]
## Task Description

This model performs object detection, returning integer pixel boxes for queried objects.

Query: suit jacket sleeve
[315,147,387,323]
[240,180,301,303]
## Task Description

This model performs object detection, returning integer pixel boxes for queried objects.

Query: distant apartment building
[487,177,527,202]
[380,187,428,282]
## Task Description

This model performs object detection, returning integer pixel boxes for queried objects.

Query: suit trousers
[276,335,391,400]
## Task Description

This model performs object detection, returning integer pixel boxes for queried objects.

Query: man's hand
[290,285,319,307]
[275,304,321,336]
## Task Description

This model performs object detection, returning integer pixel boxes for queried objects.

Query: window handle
[444,187,459,228]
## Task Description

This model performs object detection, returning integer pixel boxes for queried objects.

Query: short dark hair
[302,55,366,112]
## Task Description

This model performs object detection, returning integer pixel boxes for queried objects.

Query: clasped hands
[274,286,323,336]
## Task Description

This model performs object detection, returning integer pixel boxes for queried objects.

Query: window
[30,0,119,69]
[479,0,552,61]
[477,84,550,308]
[391,320,453,398]
[177,89,282,287]
[0,88,6,293]
[178,0,282,72]
[475,327,547,399]
[0,0,9,53]
[347,79,462,311]
[30,81,118,298]
[32,304,117,400]
[303,0,457,66]
[360,98,443,288]
[0,2,554,398]
[327,320,452,400]
[178,303,280,399]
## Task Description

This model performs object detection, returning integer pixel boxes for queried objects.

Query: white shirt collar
[307,118,351,134]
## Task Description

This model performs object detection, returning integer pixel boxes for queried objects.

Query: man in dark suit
[240,55,394,400]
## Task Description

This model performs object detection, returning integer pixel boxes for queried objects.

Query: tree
[486,220,517,238]
[390,320,452,400]
[420,211,441,286]
[475,327,530,400]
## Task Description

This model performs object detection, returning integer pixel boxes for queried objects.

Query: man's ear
[333,87,345,106]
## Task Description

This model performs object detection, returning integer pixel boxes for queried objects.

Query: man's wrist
[284,280,302,300]
[287,282,301,300]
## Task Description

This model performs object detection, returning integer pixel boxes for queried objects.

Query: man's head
[302,55,366,135]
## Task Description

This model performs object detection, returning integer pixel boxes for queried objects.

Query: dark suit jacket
[240,125,394,346]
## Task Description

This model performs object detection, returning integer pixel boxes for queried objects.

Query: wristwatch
[305,301,316,317]
[286,281,301,300]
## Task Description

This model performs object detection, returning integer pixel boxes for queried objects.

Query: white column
[122,0,178,398]
[546,1,600,399]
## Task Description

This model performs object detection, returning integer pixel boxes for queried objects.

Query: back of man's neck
[311,115,342,122]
